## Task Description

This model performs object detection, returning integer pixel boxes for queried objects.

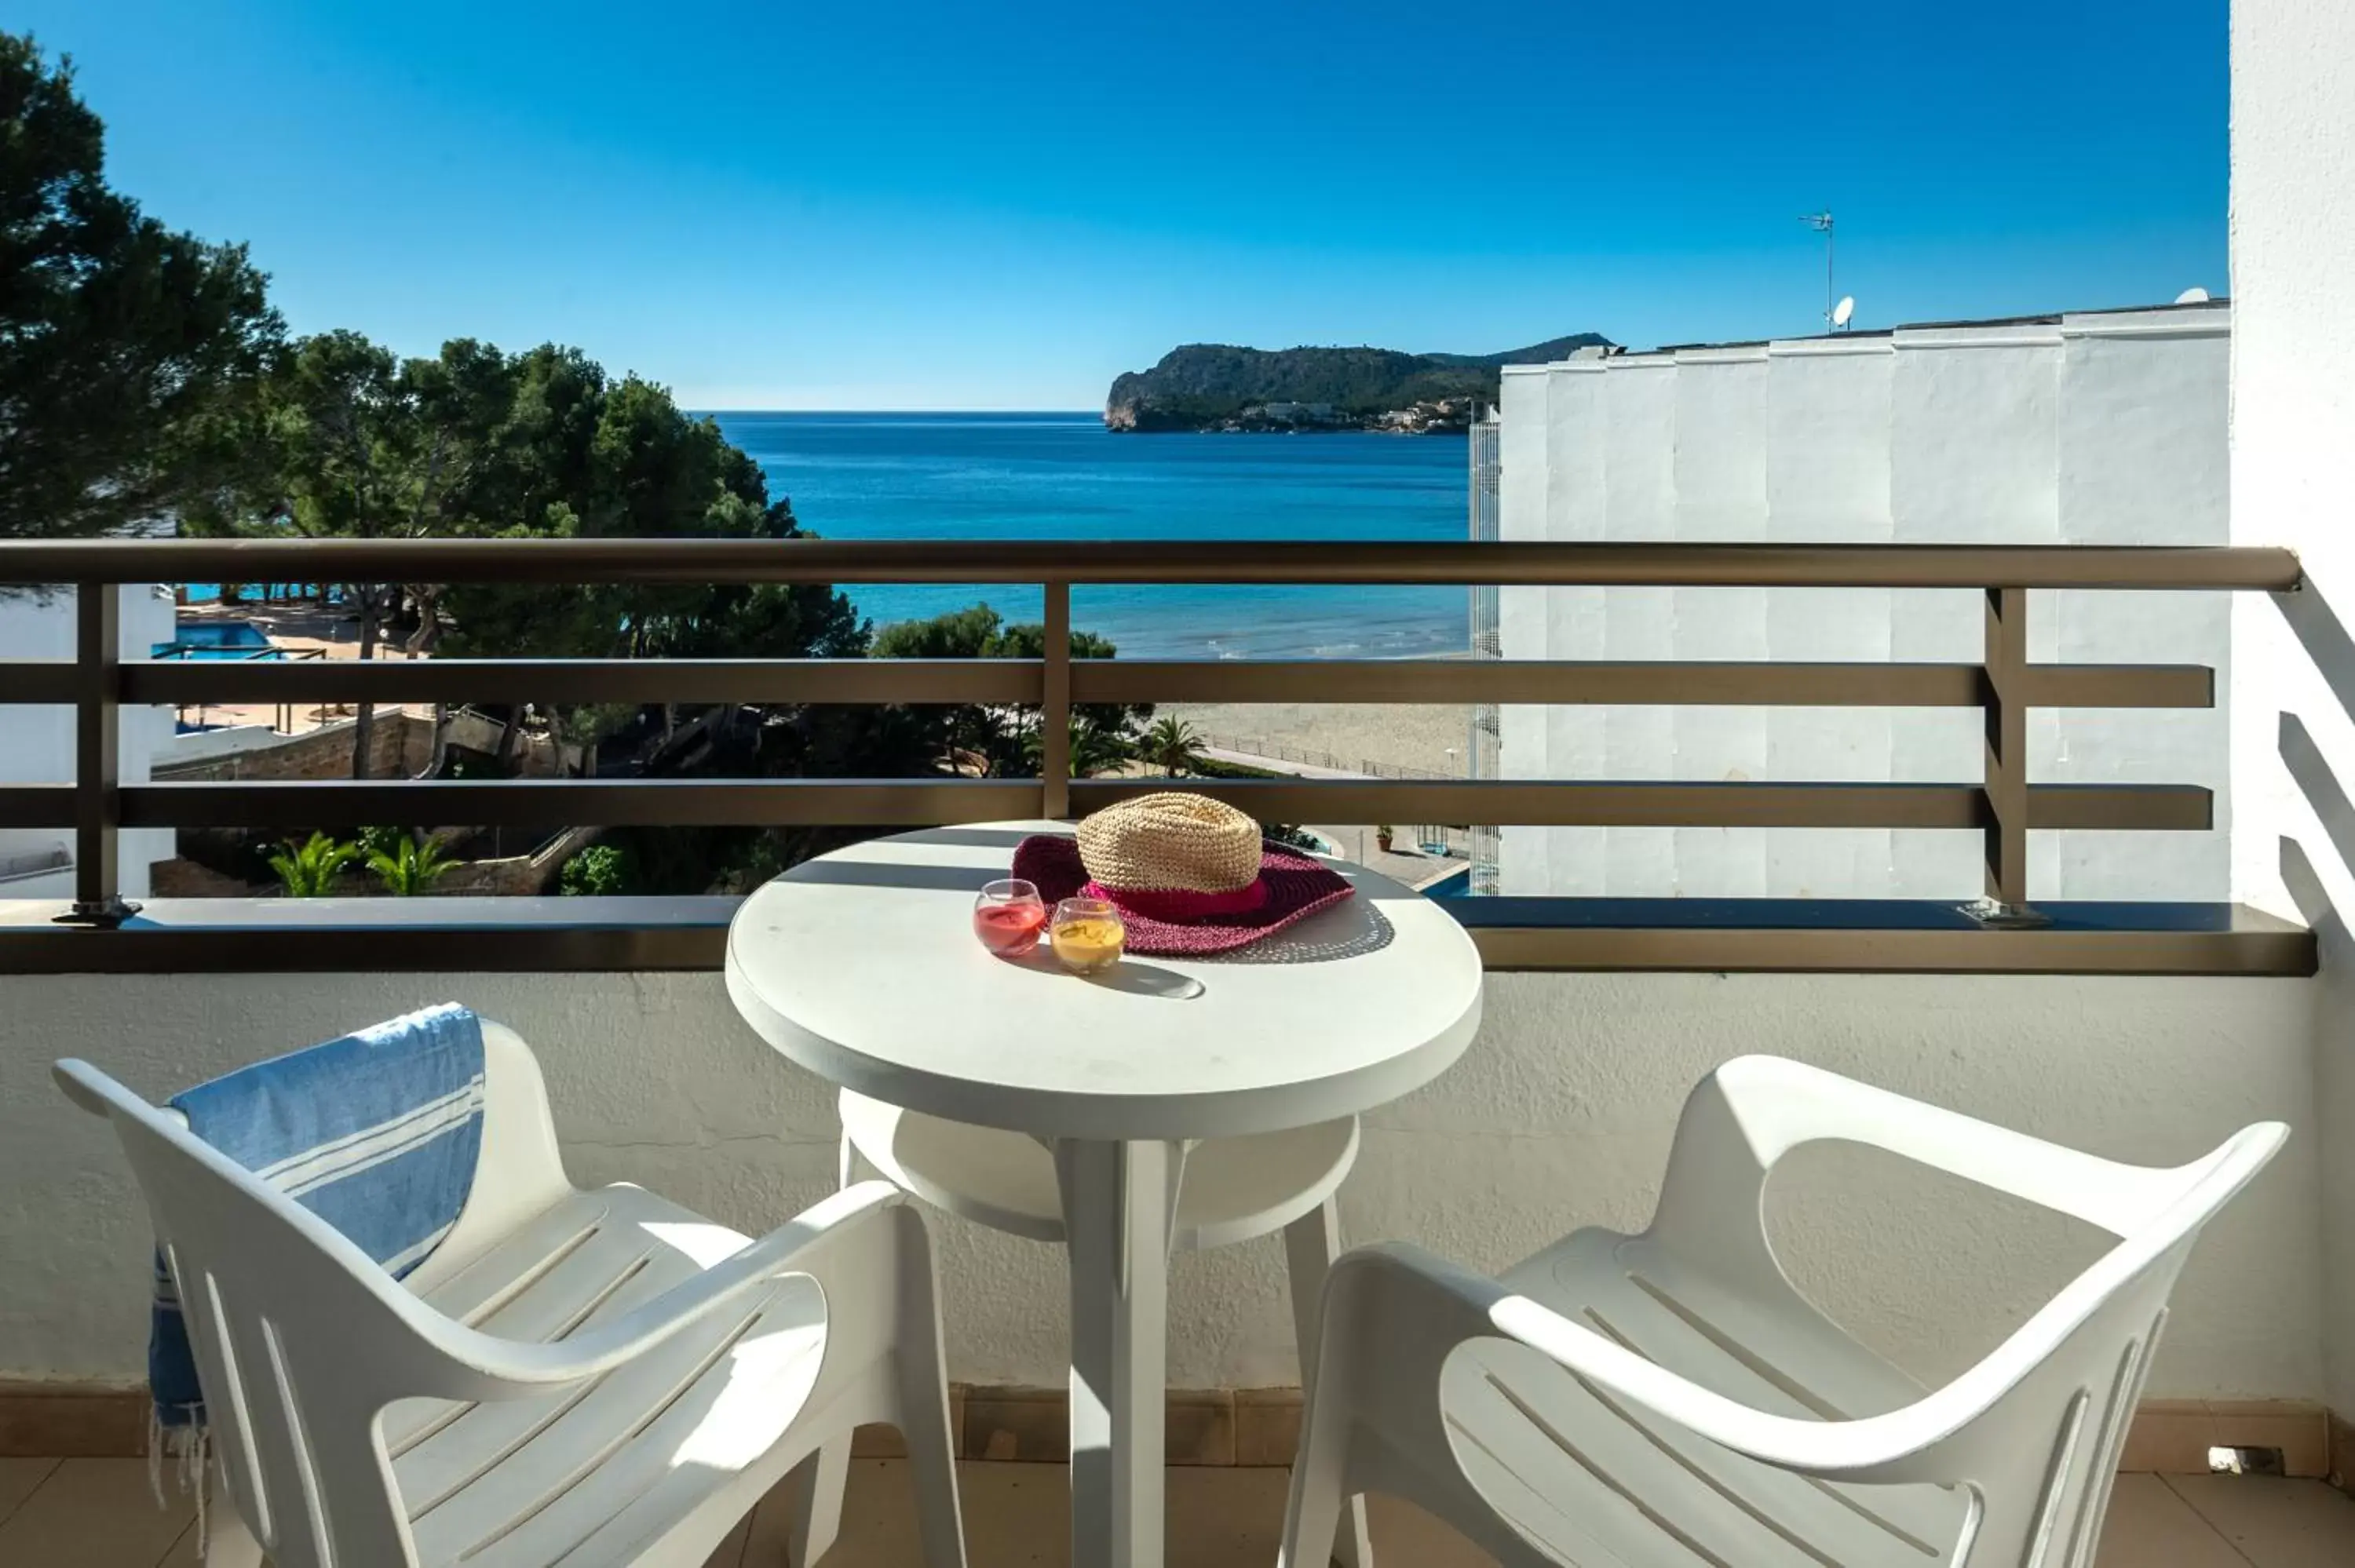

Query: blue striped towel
[149,1003,487,1432]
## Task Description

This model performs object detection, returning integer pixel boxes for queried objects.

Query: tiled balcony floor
[5,1453,2354,1566]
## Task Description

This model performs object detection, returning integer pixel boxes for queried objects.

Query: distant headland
[1103,335,1613,433]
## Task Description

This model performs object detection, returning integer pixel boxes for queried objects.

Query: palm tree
[1023,717,1135,779]
[1141,717,1206,777]
[367,833,458,896]
[268,832,360,897]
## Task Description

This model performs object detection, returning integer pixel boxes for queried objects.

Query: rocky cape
[1104,335,1612,432]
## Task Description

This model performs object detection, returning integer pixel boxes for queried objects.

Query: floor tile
[2094,1474,2252,1568]
[9,1449,2344,1568]
[781,1459,1065,1566]
[0,1457,60,1530]
[699,1511,750,1568]
[742,1459,1495,1566]
[154,1519,202,1568]
[2165,1475,2355,1568]
[0,1458,195,1568]
[1364,1493,1497,1565]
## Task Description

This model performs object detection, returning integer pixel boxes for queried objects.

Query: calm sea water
[710,410,1471,659]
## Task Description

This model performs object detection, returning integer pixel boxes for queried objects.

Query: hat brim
[1011,834,1355,956]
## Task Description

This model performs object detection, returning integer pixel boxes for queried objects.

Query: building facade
[1495,305,2233,901]
[0,585,176,899]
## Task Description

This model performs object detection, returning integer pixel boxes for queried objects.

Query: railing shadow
[2276,582,2355,727]
[2274,583,2355,975]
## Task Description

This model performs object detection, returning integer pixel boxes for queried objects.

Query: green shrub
[560,843,634,897]
[1190,755,1284,781]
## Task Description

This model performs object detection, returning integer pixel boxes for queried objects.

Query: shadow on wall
[2277,574,2355,941]
[2271,575,2355,1416]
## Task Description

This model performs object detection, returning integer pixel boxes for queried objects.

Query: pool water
[152,620,283,660]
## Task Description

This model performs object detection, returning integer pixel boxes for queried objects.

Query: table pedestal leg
[1056,1138,1183,1568]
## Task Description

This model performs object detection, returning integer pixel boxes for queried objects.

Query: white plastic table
[724,820,1484,1568]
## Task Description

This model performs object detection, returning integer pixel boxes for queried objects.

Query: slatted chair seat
[1439,1228,1970,1566]
[57,1020,967,1568]
[380,1184,828,1567]
[1280,1054,2287,1568]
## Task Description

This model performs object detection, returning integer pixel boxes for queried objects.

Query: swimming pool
[180,582,338,604]
[151,620,284,660]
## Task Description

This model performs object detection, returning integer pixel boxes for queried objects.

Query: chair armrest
[423,1181,909,1389]
[1701,1056,2202,1236]
[1349,1242,2000,1478]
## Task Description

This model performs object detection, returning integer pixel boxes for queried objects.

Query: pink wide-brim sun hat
[1012,794,1353,956]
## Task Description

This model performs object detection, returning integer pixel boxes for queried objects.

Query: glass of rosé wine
[972,878,1048,958]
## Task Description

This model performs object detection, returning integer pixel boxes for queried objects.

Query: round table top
[725,821,1484,1141]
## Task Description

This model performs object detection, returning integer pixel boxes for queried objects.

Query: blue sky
[25,2,2227,409]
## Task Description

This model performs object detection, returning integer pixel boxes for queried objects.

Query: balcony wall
[1,965,2322,1400]
[2231,0,2355,1424]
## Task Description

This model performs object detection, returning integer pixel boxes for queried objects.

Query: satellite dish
[2175,286,2212,304]
[1832,295,1856,330]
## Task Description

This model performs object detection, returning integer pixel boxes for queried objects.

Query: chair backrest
[1648,1055,2287,1567]
[54,1024,574,1568]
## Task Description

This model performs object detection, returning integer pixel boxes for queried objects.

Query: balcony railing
[0,537,2316,976]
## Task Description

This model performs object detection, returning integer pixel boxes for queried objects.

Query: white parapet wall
[0,966,2321,1401]
[2229,0,2355,1424]
[1497,309,2233,902]
[0,584,176,899]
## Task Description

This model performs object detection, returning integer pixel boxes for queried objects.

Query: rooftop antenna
[1802,210,1836,330]
[1832,295,1856,330]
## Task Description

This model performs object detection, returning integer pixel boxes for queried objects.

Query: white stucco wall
[1498,312,2233,901]
[0,585,176,898]
[0,967,2320,1402]
[2228,0,2355,1419]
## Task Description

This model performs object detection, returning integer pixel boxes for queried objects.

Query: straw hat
[1012,793,1354,955]
[1074,793,1262,895]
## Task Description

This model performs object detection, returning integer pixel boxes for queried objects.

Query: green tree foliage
[0,34,283,543]
[200,333,869,775]
[559,843,635,897]
[267,832,360,897]
[871,602,1149,775]
[1020,716,1135,779]
[365,832,457,896]
[1140,716,1206,776]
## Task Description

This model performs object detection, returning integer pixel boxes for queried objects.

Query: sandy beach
[1163,701,1473,778]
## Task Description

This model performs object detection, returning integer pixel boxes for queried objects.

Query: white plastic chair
[1280,1054,2288,1568]
[834,1087,1375,1563]
[55,1021,966,1568]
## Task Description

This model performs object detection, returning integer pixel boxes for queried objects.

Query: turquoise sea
[710,410,1471,659]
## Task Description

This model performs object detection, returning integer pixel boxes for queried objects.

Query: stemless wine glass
[1050,895,1126,974]
[972,878,1047,958]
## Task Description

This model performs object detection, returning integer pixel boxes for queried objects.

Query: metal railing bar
[0,897,2313,978]
[0,657,2214,711]
[0,539,2304,590]
[0,778,2211,835]
[68,583,129,924]
[0,786,72,830]
[1072,660,2214,709]
[1073,779,2211,831]
[0,662,77,704]
[114,658,1048,706]
[114,778,1048,830]
[1041,582,1072,819]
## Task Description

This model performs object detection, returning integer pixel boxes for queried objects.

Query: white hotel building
[1492,303,2233,903]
